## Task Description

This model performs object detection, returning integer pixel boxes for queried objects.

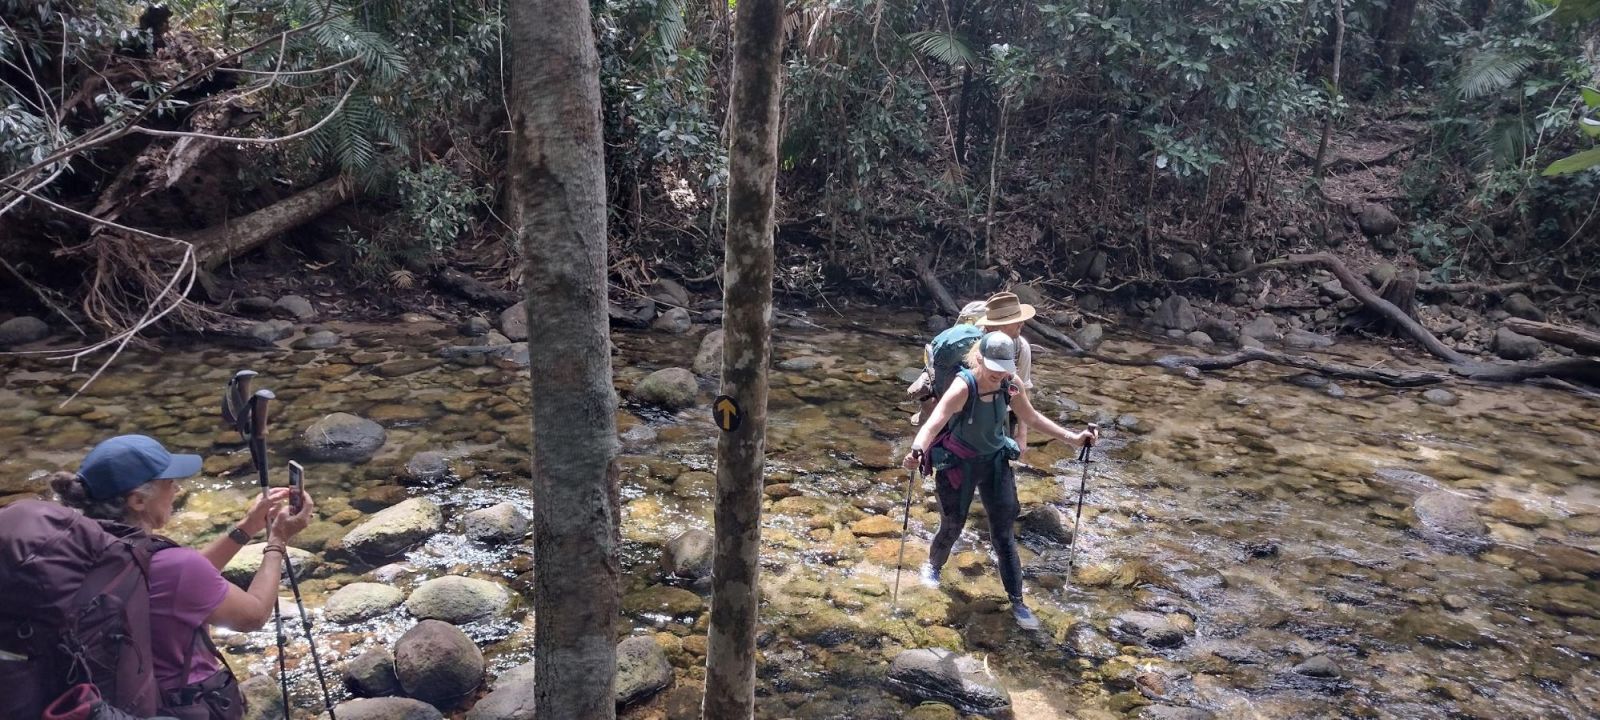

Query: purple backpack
[0,500,164,719]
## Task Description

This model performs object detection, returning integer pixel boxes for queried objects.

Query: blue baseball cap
[76,435,203,500]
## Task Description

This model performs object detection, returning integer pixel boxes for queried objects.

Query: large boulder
[649,278,691,308]
[246,320,294,346]
[663,528,714,579]
[341,498,443,558]
[406,576,512,624]
[404,451,451,484]
[222,544,319,587]
[1064,622,1118,661]
[887,649,1010,714]
[240,675,285,720]
[1357,204,1401,237]
[344,646,402,697]
[1074,323,1104,352]
[499,302,528,342]
[325,583,406,625]
[1154,296,1198,332]
[300,413,388,463]
[614,636,673,707]
[1240,315,1279,341]
[1165,252,1201,280]
[0,316,49,347]
[323,698,443,720]
[1017,505,1072,545]
[1493,327,1542,361]
[395,620,484,708]
[631,368,698,410]
[693,330,724,377]
[463,502,530,544]
[1412,490,1488,545]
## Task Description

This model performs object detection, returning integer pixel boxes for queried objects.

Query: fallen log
[1153,347,1447,387]
[432,268,518,308]
[1453,358,1600,384]
[179,175,354,270]
[1236,253,1468,364]
[1503,318,1600,356]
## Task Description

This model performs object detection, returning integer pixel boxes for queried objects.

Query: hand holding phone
[288,460,305,513]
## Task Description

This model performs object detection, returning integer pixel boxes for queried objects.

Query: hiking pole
[890,465,919,613]
[245,389,338,720]
[241,389,294,719]
[1067,425,1097,574]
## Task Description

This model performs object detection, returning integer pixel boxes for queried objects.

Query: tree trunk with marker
[506,0,620,718]
[702,0,783,717]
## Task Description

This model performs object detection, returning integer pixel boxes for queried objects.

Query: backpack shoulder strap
[957,369,979,425]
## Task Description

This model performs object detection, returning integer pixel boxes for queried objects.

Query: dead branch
[1154,347,1446,387]
[1452,358,1600,384]
[178,175,354,270]
[1503,318,1600,356]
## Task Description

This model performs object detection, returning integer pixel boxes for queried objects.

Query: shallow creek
[2,311,1598,719]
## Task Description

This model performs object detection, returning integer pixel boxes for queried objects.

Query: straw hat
[976,291,1036,326]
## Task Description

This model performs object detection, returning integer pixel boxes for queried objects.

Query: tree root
[1153,347,1447,387]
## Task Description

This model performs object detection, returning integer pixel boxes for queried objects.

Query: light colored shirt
[1015,335,1033,389]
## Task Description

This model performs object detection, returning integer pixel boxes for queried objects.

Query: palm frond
[1456,49,1537,100]
[905,30,978,68]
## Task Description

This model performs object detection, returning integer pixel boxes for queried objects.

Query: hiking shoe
[1011,600,1041,630]
[919,563,942,588]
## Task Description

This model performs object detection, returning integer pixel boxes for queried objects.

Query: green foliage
[397,162,486,255]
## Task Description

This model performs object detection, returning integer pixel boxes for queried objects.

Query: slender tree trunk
[702,0,782,716]
[1312,0,1345,183]
[506,1,619,718]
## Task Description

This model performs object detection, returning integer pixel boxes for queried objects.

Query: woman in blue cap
[902,332,1097,630]
[50,434,315,719]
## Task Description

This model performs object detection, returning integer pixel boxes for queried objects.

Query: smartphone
[288,460,305,513]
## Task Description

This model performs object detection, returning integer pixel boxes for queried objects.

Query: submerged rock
[404,451,451,483]
[325,583,405,625]
[344,646,402,698]
[1421,389,1459,406]
[395,620,484,708]
[1109,610,1188,648]
[1064,622,1118,661]
[300,412,387,463]
[341,498,443,557]
[1136,706,1215,720]
[1293,655,1341,679]
[887,648,1010,714]
[1411,490,1488,546]
[1018,505,1072,544]
[323,697,443,720]
[406,576,512,624]
[615,635,673,706]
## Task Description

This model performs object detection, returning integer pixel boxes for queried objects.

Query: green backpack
[926,324,985,400]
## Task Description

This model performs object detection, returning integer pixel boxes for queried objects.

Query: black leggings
[929,454,1023,599]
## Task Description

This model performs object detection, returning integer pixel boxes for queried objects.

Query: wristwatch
[228,526,252,545]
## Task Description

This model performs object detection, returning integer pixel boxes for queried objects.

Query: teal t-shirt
[951,370,1009,457]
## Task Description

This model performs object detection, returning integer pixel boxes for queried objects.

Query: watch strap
[228,526,252,544]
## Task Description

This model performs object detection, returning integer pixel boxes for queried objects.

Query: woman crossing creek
[902,331,1099,630]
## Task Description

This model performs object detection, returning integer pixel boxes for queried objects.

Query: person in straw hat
[976,291,1037,451]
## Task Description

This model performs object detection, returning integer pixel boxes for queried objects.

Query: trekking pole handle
[250,390,274,439]
[1078,423,1098,462]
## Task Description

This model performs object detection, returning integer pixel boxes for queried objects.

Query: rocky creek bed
[2,309,1599,719]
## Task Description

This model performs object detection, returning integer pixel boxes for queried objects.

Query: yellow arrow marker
[713,395,742,432]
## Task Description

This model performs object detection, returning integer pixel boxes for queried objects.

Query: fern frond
[1456,49,1537,100]
[905,30,978,67]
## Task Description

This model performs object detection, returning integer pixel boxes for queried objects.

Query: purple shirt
[148,547,230,690]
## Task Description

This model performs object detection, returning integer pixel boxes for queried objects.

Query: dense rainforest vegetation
[2,0,1598,335]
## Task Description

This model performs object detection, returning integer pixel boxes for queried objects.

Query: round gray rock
[463,503,530,544]
[651,306,692,334]
[1074,323,1104,352]
[323,697,443,720]
[301,412,388,463]
[463,680,535,720]
[1493,327,1542,361]
[325,583,406,625]
[1109,610,1188,648]
[406,576,511,624]
[274,295,316,320]
[293,330,341,350]
[632,367,698,410]
[663,528,714,579]
[341,498,443,558]
[0,316,49,347]
[614,635,673,706]
[1065,622,1118,661]
[1018,505,1072,545]
[693,330,724,377]
[405,451,451,483]
[395,620,484,708]
[1421,388,1459,407]
[344,646,402,698]
[1412,490,1488,542]
[499,302,528,342]
[887,648,1010,714]
[247,320,295,345]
